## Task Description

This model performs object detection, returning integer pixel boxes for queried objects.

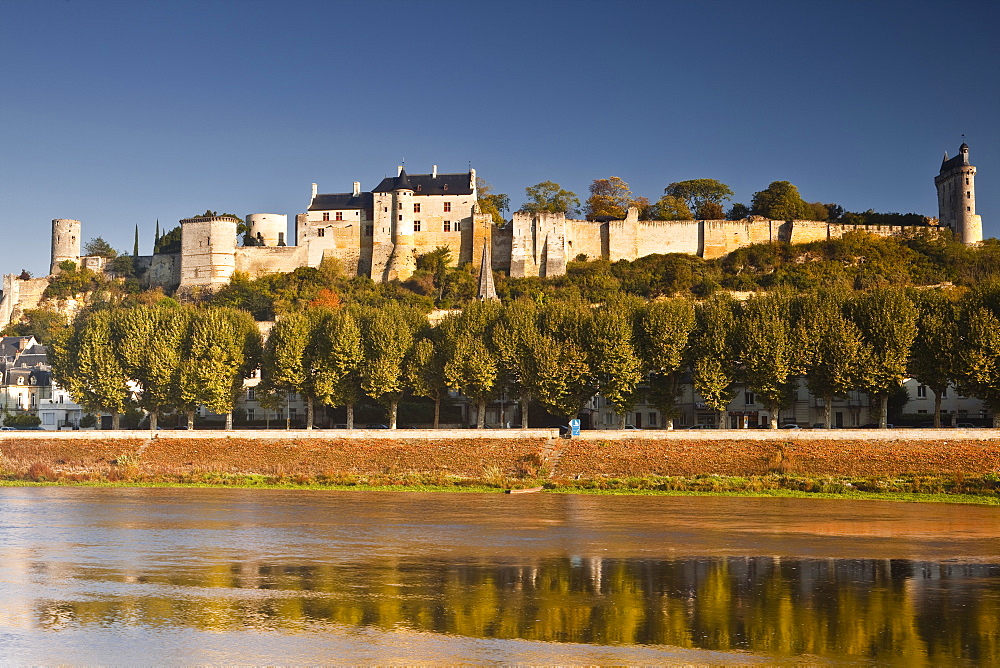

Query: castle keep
[0,145,985,328]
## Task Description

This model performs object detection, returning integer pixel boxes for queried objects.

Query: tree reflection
[36,556,1000,663]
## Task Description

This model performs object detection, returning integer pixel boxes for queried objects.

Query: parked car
[956,422,976,428]
[781,424,801,429]
[624,424,640,430]
[0,426,15,431]
[684,424,716,430]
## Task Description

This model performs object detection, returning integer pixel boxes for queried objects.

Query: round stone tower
[936,143,983,245]
[50,218,81,274]
[246,213,288,247]
[385,169,416,281]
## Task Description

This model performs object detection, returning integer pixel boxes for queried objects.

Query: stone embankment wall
[2,429,998,480]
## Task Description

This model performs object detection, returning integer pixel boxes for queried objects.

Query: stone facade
[936,142,983,245]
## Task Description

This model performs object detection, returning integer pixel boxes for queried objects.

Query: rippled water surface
[1,488,998,665]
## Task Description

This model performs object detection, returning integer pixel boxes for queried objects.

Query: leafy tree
[107,254,135,278]
[956,305,1000,427]
[750,181,809,221]
[0,308,67,344]
[260,311,313,427]
[637,299,696,429]
[359,304,417,428]
[477,177,510,226]
[726,203,751,220]
[84,237,117,259]
[848,287,917,428]
[49,309,131,429]
[415,247,452,302]
[736,293,796,428]
[133,225,140,257]
[492,299,541,428]
[524,300,596,422]
[519,181,580,216]
[155,226,182,254]
[443,301,502,428]
[691,295,738,428]
[793,290,866,428]
[653,195,692,221]
[112,304,189,430]
[407,335,450,429]
[664,179,734,219]
[310,308,364,428]
[589,298,644,428]
[585,176,634,221]
[178,308,260,429]
[910,289,959,427]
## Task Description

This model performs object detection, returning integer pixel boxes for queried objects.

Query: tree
[637,299,696,429]
[407,335,450,429]
[690,295,738,428]
[84,237,117,259]
[310,309,364,428]
[477,177,510,226]
[524,300,596,422]
[493,299,541,428]
[848,288,917,428]
[519,181,580,216]
[415,247,452,302]
[585,176,634,221]
[178,308,260,429]
[750,181,809,220]
[1,308,67,344]
[589,298,644,428]
[652,195,693,221]
[910,290,959,427]
[112,304,189,430]
[155,226,182,254]
[359,304,417,428]
[260,311,313,428]
[793,290,866,429]
[664,179,734,219]
[133,225,140,257]
[726,203,751,220]
[736,293,796,428]
[49,309,131,429]
[956,306,1000,427]
[443,301,502,428]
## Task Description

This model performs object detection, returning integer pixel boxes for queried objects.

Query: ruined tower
[50,218,81,274]
[936,142,983,245]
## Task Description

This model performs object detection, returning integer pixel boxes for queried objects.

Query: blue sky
[2,0,998,275]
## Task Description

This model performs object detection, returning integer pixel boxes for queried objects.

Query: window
[413,220,421,231]
[365,225,373,237]
[17,377,23,385]
[967,177,970,185]
[648,412,657,426]
[384,207,388,212]
[289,408,298,419]
[322,212,330,221]
[444,202,451,212]
[967,191,972,199]
[454,220,461,232]
[247,388,256,401]
[278,232,285,245]
[398,215,403,221]
[967,206,971,211]
[414,203,421,213]
[43,413,54,425]
[399,203,403,210]
[443,220,451,232]
[917,409,927,414]
[605,412,613,425]
[247,408,255,421]
[317,228,325,237]
[336,211,343,221]
[745,391,755,406]
[917,385,927,398]
[941,388,947,398]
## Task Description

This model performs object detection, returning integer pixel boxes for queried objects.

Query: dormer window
[17,377,24,385]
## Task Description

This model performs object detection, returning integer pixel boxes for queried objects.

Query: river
[0,488,997,665]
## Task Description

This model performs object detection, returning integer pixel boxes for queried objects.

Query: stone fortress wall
[0,145,983,329]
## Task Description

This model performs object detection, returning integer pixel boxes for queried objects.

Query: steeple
[395,168,412,191]
[477,244,498,301]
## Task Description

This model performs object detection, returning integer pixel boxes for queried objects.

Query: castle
[0,145,984,328]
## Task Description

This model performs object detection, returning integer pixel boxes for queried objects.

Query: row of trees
[515,176,925,225]
[46,283,1000,430]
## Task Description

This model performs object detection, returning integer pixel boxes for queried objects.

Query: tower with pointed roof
[935,142,983,245]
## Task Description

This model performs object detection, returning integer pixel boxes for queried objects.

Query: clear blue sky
[2,0,998,276]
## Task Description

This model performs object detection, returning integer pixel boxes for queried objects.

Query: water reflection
[32,555,1000,663]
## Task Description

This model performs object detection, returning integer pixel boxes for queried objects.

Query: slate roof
[308,192,374,212]
[940,144,971,173]
[372,171,474,195]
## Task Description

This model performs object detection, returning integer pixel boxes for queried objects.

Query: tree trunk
[187,410,195,430]
[433,397,441,430]
[769,403,779,429]
[993,412,1000,429]
[718,409,726,429]
[521,398,529,429]
[934,391,942,428]
[477,397,486,428]
[824,397,832,429]
[880,395,889,429]
[306,397,314,430]
[346,403,354,430]
[111,412,120,430]
[225,411,233,431]
[149,411,158,431]
[665,417,674,431]
[389,399,398,429]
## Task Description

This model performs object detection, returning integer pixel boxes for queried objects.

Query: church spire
[477,244,498,301]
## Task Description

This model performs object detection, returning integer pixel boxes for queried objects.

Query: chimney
[353,181,361,197]
[397,165,403,176]
[432,164,438,178]
[311,183,318,199]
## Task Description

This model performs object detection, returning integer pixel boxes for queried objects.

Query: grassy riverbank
[1,435,999,504]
